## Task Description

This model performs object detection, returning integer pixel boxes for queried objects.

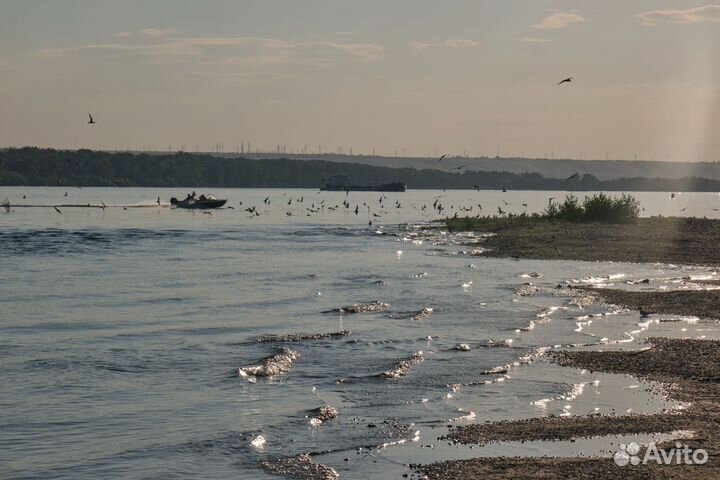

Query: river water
[1,187,719,479]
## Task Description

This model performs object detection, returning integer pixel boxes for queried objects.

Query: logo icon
[614,442,641,466]
[613,441,708,467]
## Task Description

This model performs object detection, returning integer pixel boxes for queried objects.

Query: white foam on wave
[250,434,266,450]
[448,409,476,422]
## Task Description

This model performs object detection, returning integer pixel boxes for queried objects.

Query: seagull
[567,172,580,180]
[557,77,573,85]
[452,164,467,171]
[53,206,63,214]
[439,154,447,162]
[88,113,96,124]
[203,211,212,216]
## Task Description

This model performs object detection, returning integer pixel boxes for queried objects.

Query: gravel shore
[421,337,720,479]
[447,217,720,266]
[584,287,720,321]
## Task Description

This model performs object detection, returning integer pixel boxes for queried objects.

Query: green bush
[583,193,639,223]
[557,194,585,222]
[543,200,560,219]
[546,193,639,223]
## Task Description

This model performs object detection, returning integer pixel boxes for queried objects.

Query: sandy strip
[420,337,720,479]
[446,217,720,267]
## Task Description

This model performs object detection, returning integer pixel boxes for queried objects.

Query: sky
[1,0,719,162]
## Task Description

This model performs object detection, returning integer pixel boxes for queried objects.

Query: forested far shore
[2,147,720,191]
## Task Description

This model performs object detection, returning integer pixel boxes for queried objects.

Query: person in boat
[199,194,207,201]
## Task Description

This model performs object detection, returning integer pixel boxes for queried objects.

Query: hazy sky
[1,1,719,162]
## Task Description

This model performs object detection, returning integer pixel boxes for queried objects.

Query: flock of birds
[33,184,716,221]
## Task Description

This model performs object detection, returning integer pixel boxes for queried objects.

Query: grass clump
[446,193,640,231]
[545,193,639,224]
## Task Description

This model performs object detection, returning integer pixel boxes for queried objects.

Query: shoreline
[446,216,720,267]
[419,217,720,478]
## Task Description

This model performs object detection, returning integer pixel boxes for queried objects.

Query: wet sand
[446,217,720,266]
[583,287,720,321]
[421,337,720,479]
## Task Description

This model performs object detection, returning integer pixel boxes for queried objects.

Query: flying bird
[567,172,580,180]
[88,113,96,124]
[557,77,573,85]
[439,154,447,162]
[53,206,63,214]
[452,164,467,171]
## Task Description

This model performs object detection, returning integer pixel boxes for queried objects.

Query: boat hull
[173,199,227,209]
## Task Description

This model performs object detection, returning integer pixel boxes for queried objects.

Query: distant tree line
[1,147,720,192]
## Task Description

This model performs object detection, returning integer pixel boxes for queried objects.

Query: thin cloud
[307,41,384,61]
[409,39,478,49]
[36,35,384,64]
[177,70,295,84]
[409,41,440,50]
[532,11,585,30]
[518,37,552,43]
[444,39,478,48]
[217,51,334,69]
[114,28,178,37]
[636,5,720,26]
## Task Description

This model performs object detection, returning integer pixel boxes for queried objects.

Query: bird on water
[88,113,96,124]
